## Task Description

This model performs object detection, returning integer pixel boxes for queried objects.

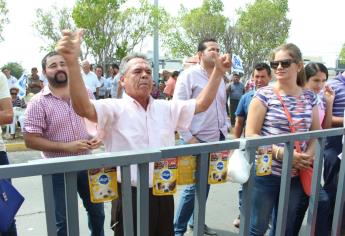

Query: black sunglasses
[10,93,17,95]
[270,59,297,69]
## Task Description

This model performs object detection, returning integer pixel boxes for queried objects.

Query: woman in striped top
[245,43,320,236]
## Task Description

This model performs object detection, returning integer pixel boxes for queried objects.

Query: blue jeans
[174,183,211,235]
[249,174,304,236]
[52,171,105,236]
[0,151,18,236]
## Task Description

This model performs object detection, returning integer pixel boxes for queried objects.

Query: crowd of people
[0,29,344,236]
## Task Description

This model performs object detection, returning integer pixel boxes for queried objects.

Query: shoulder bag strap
[273,88,302,153]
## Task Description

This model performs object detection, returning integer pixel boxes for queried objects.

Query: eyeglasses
[270,59,297,70]
[10,93,17,95]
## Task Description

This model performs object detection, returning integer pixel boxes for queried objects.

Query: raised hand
[212,53,232,74]
[324,84,335,105]
[56,29,84,64]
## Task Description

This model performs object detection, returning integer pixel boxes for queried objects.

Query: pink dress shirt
[88,93,196,186]
[24,86,94,158]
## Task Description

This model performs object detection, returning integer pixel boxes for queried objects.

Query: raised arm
[56,30,97,122]
[194,54,231,114]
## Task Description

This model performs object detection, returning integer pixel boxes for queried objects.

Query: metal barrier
[0,127,344,236]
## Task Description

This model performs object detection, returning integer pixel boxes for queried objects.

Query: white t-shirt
[0,73,11,151]
[82,71,101,93]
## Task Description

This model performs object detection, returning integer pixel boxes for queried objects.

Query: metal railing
[0,127,344,236]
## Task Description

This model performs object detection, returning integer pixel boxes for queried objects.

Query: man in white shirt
[81,60,101,97]
[56,30,231,236]
[2,67,17,89]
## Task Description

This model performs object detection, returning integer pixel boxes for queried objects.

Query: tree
[1,62,24,79]
[339,43,345,63]
[33,6,76,52]
[231,0,290,76]
[0,0,8,42]
[161,0,228,58]
[72,0,166,64]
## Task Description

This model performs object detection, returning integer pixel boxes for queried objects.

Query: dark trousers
[293,188,330,236]
[230,99,240,126]
[323,135,344,233]
[111,184,174,236]
[0,151,18,236]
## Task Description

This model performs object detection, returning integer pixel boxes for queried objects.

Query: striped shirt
[327,73,345,117]
[255,86,317,176]
[24,86,94,158]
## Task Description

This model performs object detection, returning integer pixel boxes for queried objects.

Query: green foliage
[72,0,166,63]
[33,6,76,52]
[161,0,228,58]
[1,62,24,79]
[0,0,8,42]
[339,43,345,63]
[233,0,290,74]
[161,0,290,78]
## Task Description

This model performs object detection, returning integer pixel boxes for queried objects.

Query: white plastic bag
[227,149,251,184]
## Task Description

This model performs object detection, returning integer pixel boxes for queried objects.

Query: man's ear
[120,76,125,87]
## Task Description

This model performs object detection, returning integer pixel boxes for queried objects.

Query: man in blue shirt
[233,63,271,139]
[227,72,245,127]
[323,70,345,233]
[232,62,271,228]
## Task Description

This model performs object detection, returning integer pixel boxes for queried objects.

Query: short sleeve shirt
[255,86,317,175]
[87,94,196,186]
[0,73,10,151]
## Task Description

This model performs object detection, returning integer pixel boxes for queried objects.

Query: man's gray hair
[119,53,151,75]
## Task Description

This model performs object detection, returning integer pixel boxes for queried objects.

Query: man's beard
[47,71,68,88]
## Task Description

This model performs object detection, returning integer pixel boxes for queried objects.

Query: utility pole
[153,0,159,84]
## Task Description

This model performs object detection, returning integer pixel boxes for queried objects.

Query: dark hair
[42,51,59,72]
[197,38,217,52]
[1,67,8,72]
[305,62,328,81]
[271,43,306,87]
[96,65,103,71]
[253,62,271,76]
[172,71,180,78]
[110,63,119,70]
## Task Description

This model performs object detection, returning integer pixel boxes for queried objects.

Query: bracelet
[275,147,282,161]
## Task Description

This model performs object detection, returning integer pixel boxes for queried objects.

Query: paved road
[7,150,307,236]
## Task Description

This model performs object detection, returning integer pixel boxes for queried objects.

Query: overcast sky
[0,0,343,73]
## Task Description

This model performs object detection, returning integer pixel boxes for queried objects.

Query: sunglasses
[270,59,297,69]
[10,93,17,95]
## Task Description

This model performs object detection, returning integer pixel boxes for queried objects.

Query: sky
[0,0,344,74]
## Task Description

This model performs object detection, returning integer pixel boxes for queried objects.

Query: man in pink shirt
[56,30,231,236]
[23,51,105,236]
[163,71,179,99]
